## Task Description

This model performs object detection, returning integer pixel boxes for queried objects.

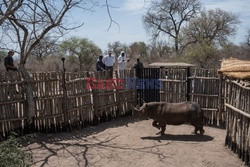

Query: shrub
[0,133,32,167]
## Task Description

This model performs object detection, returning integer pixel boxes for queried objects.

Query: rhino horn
[132,105,140,112]
[132,105,141,112]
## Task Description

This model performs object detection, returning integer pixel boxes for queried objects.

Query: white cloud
[122,0,149,13]
[202,0,250,14]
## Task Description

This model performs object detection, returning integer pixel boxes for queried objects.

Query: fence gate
[160,67,188,102]
[189,68,224,126]
[138,68,160,104]
[160,67,224,126]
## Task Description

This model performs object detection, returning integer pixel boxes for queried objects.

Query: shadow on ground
[141,134,214,142]
[22,116,150,167]
[21,116,142,145]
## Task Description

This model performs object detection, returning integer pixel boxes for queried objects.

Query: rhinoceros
[133,101,205,135]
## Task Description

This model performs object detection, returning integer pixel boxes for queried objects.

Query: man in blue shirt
[103,50,115,78]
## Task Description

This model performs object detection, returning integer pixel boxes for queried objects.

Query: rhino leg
[199,128,205,135]
[193,127,205,135]
[193,127,198,134]
[159,123,167,135]
[152,120,160,130]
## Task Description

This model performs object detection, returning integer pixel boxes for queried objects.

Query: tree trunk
[19,65,36,125]
[175,37,179,54]
[78,56,83,71]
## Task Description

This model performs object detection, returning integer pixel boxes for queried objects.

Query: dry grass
[219,58,250,79]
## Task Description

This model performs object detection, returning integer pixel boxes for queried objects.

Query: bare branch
[0,0,23,25]
[105,0,120,32]
[143,0,201,53]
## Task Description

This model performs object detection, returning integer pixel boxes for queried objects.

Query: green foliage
[129,42,148,57]
[183,8,240,47]
[60,37,102,71]
[0,51,7,63]
[0,133,32,167]
[107,41,127,57]
[182,44,220,68]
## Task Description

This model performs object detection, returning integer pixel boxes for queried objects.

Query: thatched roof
[219,58,250,79]
[148,62,196,67]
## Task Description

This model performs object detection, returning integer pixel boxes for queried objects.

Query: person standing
[133,58,144,78]
[117,51,129,78]
[96,55,106,71]
[103,50,115,78]
[4,50,18,81]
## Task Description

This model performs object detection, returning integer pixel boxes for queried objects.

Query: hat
[8,50,15,53]
[108,50,112,53]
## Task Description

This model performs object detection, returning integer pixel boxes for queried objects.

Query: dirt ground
[24,116,245,167]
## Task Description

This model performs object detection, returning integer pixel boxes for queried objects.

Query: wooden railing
[0,70,137,140]
[224,79,250,165]
[160,67,225,126]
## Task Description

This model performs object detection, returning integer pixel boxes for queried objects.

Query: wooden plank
[188,76,219,80]
[225,103,250,119]
[231,80,250,90]
[190,94,219,97]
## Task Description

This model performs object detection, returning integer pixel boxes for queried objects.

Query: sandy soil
[24,116,245,167]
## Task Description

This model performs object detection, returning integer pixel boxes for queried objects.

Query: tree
[0,50,6,63]
[107,41,127,57]
[0,0,95,123]
[183,44,220,68]
[183,9,240,47]
[149,40,171,57]
[244,29,250,47]
[129,42,148,57]
[143,0,201,53]
[0,0,23,25]
[31,37,60,61]
[61,37,101,71]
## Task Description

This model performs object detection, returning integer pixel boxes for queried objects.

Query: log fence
[224,78,250,166]
[0,70,137,140]
[1,67,250,166]
[160,67,225,126]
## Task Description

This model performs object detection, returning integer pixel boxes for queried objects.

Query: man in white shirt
[118,51,129,78]
[103,50,115,78]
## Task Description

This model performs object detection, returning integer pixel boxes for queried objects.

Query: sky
[67,0,250,52]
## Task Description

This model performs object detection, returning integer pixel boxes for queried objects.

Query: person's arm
[141,63,144,68]
[117,56,123,63]
[102,56,106,65]
[112,56,116,67]
[100,62,106,70]
[4,57,18,70]
[133,63,137,68]
[96,61,100,71]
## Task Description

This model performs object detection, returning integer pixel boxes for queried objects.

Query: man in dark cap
[96,55,106,71]
[4,50,18,81]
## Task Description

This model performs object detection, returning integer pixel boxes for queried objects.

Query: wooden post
[92,83,99,125]
[115,71,122,117]
[61,57,68,131]
[160,67,165,102]
[218,74,224,126]
[186,67,191,101]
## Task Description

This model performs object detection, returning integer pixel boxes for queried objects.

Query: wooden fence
[1,67,250,165]
[224,79,250,165]
[0,70,137,140]
[160,67,225,126]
